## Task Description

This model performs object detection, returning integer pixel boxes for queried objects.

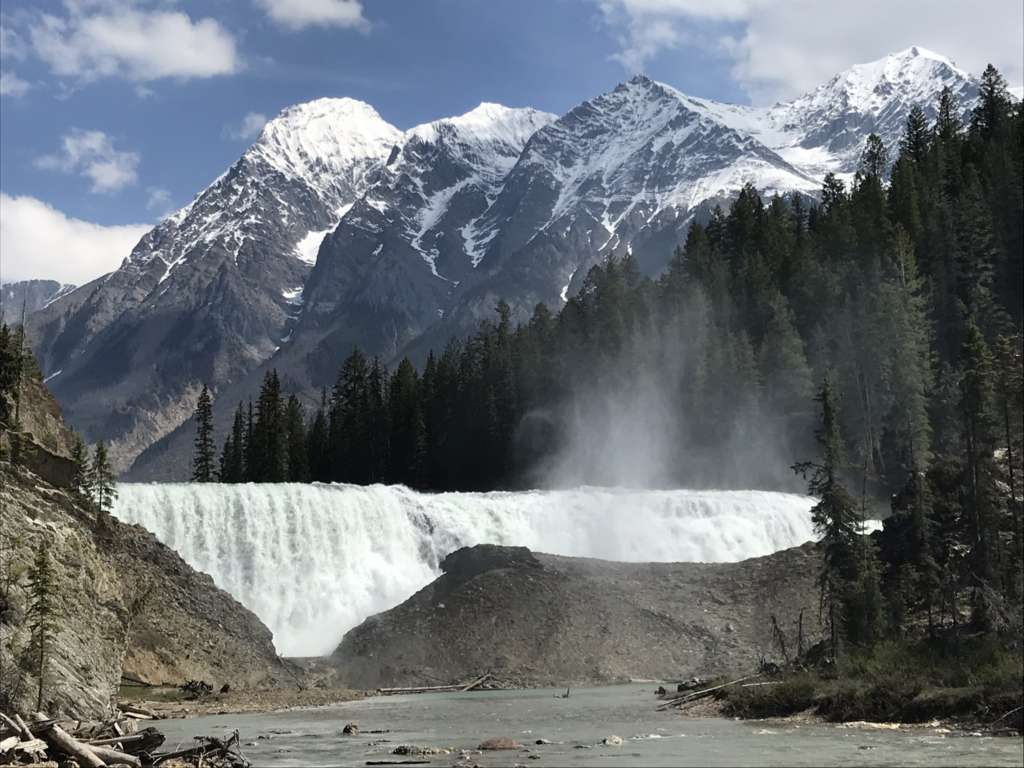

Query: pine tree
[306,388,330,482]
[191,384,215,482]
[25,539,57,712]
[243,401,254,481]
[900,104,930,163]
[284,394,308,482]
[959,321,1002,629]
[90,442,117,527]
[0,324,18,431]
[70,435,90,500]
[218,403,246,482]
[794,374,861,659]
[971,64,1011,141]
[387,358,424,484]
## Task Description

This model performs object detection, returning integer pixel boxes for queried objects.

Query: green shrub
[720,675,817,718]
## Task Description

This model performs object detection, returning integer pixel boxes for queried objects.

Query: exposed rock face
[332,543,824,689]
[27,99,400,471]
[1,281,75,325]
[0,467,289,719]
[0,360,287,718]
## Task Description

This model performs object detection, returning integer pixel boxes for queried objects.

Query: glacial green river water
[156,684,1023,767]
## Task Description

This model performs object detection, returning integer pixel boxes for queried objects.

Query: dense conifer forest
[191,68,1022,651]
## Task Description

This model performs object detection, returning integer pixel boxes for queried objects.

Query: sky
[1,0,1022,286]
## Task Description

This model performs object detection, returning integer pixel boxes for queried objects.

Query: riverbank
[670,636,1023,737]
[118,685,368,718]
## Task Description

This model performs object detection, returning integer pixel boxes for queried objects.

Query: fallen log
[32,716,106,768]
[120,703,159,720]
[89,743,142,767]
[656,674,761,710]
[14,737,48,757]
[460,673,491,692]
[88,727,165,753]
[0,735,19,753]
[379,675,492,696]
[0,712,24,738]
[152,730,249,767]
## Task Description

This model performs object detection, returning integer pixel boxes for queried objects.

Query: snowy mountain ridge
[26,46,984,478]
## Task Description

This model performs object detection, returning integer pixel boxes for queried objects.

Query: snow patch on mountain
[295,228,332,265]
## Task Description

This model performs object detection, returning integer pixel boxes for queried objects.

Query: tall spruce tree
[284,394,308,482]
[90,442,117,527]
[191,385,215,482]
[959,321,1002,629]
[794,374,861,658]
[26,539,57,711]
[70,435,90,500]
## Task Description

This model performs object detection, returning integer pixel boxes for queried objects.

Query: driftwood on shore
[377,673,492,696]
[1,708,245,768]
[656,673,762,710]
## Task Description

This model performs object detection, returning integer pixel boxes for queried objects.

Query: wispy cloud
[224,111,269,141]
[0,70,30,97]
[146,186,173,216]
[36,129,140,193]
[255,0,368,31]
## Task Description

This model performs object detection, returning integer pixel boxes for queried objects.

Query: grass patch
[716,636,1023,726]
[720,675,817,718]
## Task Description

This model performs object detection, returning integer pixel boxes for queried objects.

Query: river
[155,684,1022,767]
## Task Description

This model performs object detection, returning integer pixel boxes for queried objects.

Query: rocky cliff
[332,542,823,689]
[0,358,290,719]
[0,465,291,719]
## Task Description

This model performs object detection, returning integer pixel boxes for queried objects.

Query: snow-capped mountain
[290,103,556,373]
[695,46,979,182]
[434,75,821,336]
[28,98,400,469]
[28,47,982,477]
[1,280,76,326]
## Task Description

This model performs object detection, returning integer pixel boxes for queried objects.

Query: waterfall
[113,483,817,657]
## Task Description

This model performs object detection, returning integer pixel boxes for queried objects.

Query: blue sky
[1,0,1022,285]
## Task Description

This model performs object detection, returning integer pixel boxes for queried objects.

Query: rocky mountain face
[27,99,400,470]
[1,280,75,326]
[0,363,289,719]
[331,543,822,689]
[29,48,980,478]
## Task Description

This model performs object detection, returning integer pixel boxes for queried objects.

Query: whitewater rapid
[112,483,817,657]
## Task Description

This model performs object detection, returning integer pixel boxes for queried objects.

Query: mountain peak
[249,96,401,184]
[407,102,556,150]
[899,45,958,67]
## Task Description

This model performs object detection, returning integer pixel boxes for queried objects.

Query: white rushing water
[113,483,818,657]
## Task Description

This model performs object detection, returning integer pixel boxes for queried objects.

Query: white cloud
[36,130,140,194]
[1,25,28,60]
[146,186,172,214]
[598,0,1024,103]
[0,193,150,285]
[0,70,30,97]
[256,0,367,31]
[27,1,239,83]
[225,111,269,141]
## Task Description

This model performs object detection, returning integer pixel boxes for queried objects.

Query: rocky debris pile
[333,543,823,689]
[0,709,252,767]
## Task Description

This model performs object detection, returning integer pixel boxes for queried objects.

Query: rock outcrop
[0,353,290,719]
[332,543,823,689]
[0,464,291,719]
